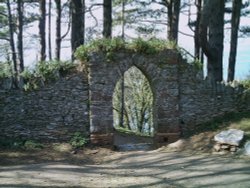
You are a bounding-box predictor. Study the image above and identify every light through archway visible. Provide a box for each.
[113,66,154,137]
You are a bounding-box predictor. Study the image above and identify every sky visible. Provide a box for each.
[176,3,250,80]
[3,0,249,81]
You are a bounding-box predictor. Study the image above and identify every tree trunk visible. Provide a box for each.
[6,0,17,74]
[71,0,85,60]
[227,0,242,82]
[103,0,112,38]
[120,73,125,128]
[194,0,202,60]
[17,0,24,72]
[48,0,52,60]
[199,0,225,82]
[55,0,61,61]
[39,0,46,61]
[121,0,125,40]
[167,0,180,43]
[167,0,173,41]
[172,0,180,42]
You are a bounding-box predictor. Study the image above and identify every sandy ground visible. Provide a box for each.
[1,148,250,188]
[1,131,250,188]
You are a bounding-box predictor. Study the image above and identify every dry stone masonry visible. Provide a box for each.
[0,71,89,142]
[0,48,249,145]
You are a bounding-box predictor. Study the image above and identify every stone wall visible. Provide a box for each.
[179,63,248,134]
[0,50,249,144]
[0,71,89,142]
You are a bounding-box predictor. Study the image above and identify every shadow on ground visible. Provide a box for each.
[1,149,250,188]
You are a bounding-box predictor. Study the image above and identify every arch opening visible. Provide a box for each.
[113,66,154,138]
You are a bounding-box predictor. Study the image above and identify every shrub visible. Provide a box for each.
[21,60,75,91]
[70,132,88,149]
[74,38,178,62]
[0,62,12,79]
[24,140,44,150]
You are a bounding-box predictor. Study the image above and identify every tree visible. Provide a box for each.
[103,0,112,38]
[6,0,18,85]
[166,0,181,42]
[71,0,85,59]
[48,0,52,60]
[55,0,61,60]
[199,0,225,81]
[17,0,24,72]
[194,0,202,60]
[39,0,46,61]
[227,0,242,82]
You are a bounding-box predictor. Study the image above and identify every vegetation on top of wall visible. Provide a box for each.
[21,60,75,91]
[190,59,203,71]
[240,76,250,89]
[0,62,13,79]
[239,76,250,104]
[74,38,178,63]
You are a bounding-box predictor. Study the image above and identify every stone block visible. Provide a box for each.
[90,133,114,145]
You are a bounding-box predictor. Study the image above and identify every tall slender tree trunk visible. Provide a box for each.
[6,0,17,75]
[167,0,173,41]
[6,0,18,87]
[199,0,225,82]
[167,0,180,43]
[39,0,46,62]
[120,73,125,128]
[71,0,85,60]
[17,0,24,72]
[172,0,180,42]
[55,0,61,61]
[121,0,125,39]
[227,0,242,82]
[194,0,202,60]
[103,0,112,38]
[48,0,52,60]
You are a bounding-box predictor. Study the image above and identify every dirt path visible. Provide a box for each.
[1,149,250,188]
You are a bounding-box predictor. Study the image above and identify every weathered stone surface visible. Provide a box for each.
[245,141,250,155]
[0,72,89,142]
[214,129,244,146]
[213,144,221,152]
[1,50,250,145]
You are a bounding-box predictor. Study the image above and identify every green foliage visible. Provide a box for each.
[239,76,250,103]
[75,38,126,62]
[70,132,88,149]
[113,66,154,136]
[24,140,44,150]
[129,38,176,54]
[190,59,203,71]
[75,38,177,62]
[0,137,22,149]
[240,78,250,89]
[115,126,152,137]
[0,62,12,78]
[21,60,75,91]
[0,138,43,150]
[185,111,250,138]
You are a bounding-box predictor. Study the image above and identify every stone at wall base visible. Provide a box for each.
[154,132,181,147]
[90,133,114,145]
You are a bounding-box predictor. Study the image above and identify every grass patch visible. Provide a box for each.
[74,38,178,63]
[186,111,250,139]
[0,138,44,150]
[115,126,153,138]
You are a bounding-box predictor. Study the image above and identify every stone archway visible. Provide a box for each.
[88,50,182,146]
